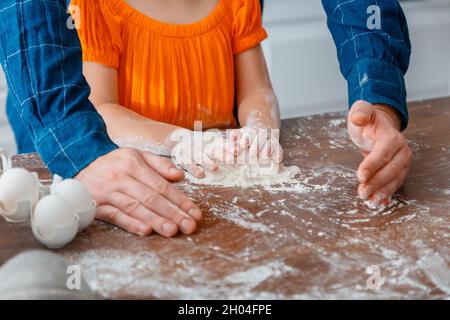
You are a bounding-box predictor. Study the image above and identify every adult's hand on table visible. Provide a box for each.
[347,100,412,205]
[75,148,202,237]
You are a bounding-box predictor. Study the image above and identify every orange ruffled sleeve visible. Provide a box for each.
[231,0,268,55]
[70,0,122,69]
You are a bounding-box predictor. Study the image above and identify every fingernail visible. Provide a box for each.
[358,170,370,183]
[196,169,205,178]
[169,167,180,175]
[163,222,176,234]
[189,208,202,221]
[358,187,369,200]
[180,219,195,234]
[374,193,386,205]
[138,224,149,236]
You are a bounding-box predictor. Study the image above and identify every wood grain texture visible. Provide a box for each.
[1,97,449,299]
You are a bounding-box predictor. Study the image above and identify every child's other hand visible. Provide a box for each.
[228,126,284,165]
[170,130,236,178]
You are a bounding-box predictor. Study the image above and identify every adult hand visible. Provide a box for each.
[75,148,202,237]
[347,100,412,205]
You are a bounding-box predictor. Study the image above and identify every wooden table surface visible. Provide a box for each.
[1,98,449,299]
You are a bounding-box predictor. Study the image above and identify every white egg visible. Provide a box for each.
[33,195,77,239]
[0,168,39,216]
[52,179,93,212]
[52,179,95,230]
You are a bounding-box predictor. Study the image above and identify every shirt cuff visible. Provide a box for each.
[233,27,268,55]
[34,111,118,178]
[347,58,409,131]
[82,48,120,70]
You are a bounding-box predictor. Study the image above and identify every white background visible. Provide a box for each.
[1,0,450,155]
[262,0,450,117]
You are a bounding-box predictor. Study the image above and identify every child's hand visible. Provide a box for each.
[228,126,284,165]
[170,130,236,178]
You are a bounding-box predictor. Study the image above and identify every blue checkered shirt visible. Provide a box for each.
[0,0,117,178]
[322,0,411,129]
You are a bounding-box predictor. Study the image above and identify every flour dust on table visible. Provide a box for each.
[7,99,449,300]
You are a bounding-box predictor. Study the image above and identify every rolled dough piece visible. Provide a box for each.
[185,161,300,187]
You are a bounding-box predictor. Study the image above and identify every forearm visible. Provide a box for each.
[97,103,190,156]
[234,87,283,164]
[0,0,116,178]
[238,88,281,130]
[322,0,411,130]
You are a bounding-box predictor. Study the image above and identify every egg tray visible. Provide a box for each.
[0,151,96,249]
[0,183,51,223]
[31,214,80,249]
[0,149,54,222]
[0,148,11,176]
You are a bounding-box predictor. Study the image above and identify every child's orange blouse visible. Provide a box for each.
[71,0,268,130]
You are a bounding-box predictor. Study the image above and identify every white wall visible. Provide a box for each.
[262,0,450,118]
[0,71,15,155]
[1,0,450,154]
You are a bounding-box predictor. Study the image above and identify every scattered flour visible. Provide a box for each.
[328,119,346,127]
[417,252,450,294]
[209,203,274,234]
[63,249,298,299]
[223,261,295,287]
[58,159,447,300]
[63,249,161,298]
